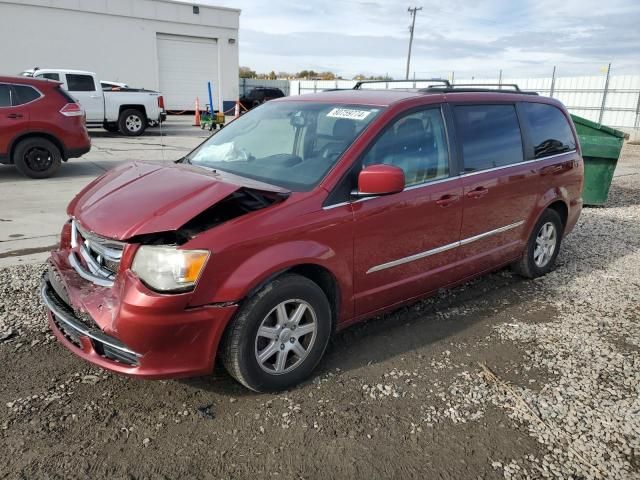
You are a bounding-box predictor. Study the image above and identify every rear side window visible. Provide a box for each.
[454,104,523,172]
[36,72,60,81]
[12,85,41,105]
[0,85,10,107]
[66,74,95,91]
[521,103,576,158]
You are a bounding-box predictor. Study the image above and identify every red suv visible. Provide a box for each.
[0,76,90,178]
[41,84,583,392]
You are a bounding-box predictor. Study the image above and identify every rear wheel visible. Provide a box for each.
[13,137,61,179]
[512,209,563,278]
[221,274,332,392]
[118,109,147,136]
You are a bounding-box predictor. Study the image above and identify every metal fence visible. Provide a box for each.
[277,74,640,130]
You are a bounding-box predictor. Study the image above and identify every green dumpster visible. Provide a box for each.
[571,114,627,206]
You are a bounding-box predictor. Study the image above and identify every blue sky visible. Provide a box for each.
[181,0,640,78]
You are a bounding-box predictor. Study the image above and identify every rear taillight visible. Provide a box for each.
[60,103,84,117]
[157,95,165,110]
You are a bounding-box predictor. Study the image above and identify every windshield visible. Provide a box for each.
[186,101,382,191]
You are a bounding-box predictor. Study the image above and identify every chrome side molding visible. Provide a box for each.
[366,220,524,274]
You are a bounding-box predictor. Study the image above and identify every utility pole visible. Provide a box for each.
[405,6,422,80]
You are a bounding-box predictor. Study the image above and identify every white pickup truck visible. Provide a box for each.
[21,69,166,136]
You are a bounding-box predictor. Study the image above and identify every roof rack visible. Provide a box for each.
[448,83,522,91]
[353,78,451,90]
[421,83,539,96]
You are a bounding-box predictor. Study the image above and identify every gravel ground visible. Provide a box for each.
[0,145,638,479]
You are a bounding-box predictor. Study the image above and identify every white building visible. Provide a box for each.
[0,0,240,111]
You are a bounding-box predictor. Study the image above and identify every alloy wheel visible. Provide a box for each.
[533,221,557,268]
[254,299,318,375]
[125,114,143,133]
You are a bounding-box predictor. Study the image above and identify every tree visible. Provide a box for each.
[352,74,393,81]
[239,66,256,78]
[296,70,320,79]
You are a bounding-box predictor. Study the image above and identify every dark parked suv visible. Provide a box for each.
[239,87,285,109]
[0,75,90,178]
[42,83,583,392]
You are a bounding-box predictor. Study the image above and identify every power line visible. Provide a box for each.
[405,6,422,80]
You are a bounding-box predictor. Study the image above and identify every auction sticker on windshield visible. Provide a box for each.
[327,107,373,120]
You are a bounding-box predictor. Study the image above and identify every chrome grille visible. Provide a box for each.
[70,220,125,287]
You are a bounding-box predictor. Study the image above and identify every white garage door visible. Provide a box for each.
[156,34,218,111]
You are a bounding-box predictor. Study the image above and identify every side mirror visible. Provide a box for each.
[354,164,405,197]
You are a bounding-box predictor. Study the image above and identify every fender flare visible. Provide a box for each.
[7,130,67,161]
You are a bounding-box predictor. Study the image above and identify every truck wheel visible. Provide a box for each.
[221,274,332,392]
[13,137,62,179]
[512,209,563,279]
[118,109,147,136]
[103,123,119,133]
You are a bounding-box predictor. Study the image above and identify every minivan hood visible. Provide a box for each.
[67,161,288,240]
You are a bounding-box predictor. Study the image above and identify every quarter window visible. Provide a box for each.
[361,108,450,187]
[0,85,10,107]
[12,85,41,105]
[66,74,96,92]
[36,72,60,81]
[521,103,576,158]
[454,104,524,172]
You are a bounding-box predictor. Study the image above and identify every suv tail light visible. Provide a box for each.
[157,96,165,110]
[60,103,84,117]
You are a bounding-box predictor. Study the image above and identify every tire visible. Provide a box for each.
[13,137,61,179]
[221,274,332,392]
[512,209,564,279]
[118,109,147,136]
[103,123,119,133]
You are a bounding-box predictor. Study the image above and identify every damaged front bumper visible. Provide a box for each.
[42,273,142,366]
[42,250,238,379]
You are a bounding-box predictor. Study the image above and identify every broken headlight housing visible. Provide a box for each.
[132,246,209,292]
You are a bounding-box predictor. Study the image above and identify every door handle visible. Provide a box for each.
[435,194,459,207]
[90,95,101,98]
[6,113,23,119]
[466,187,489,199]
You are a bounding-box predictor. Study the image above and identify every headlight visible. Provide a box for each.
[132,246,209,292]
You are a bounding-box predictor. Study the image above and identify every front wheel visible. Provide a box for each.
[118,109,147,136]
[512,209,563,278]
[13,137,61,179]
[221,274,332,392]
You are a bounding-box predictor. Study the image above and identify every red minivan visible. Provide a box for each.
[41,85,583,392]
[0,75,90,178]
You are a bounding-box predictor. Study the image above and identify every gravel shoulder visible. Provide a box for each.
[0,145,639,479]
